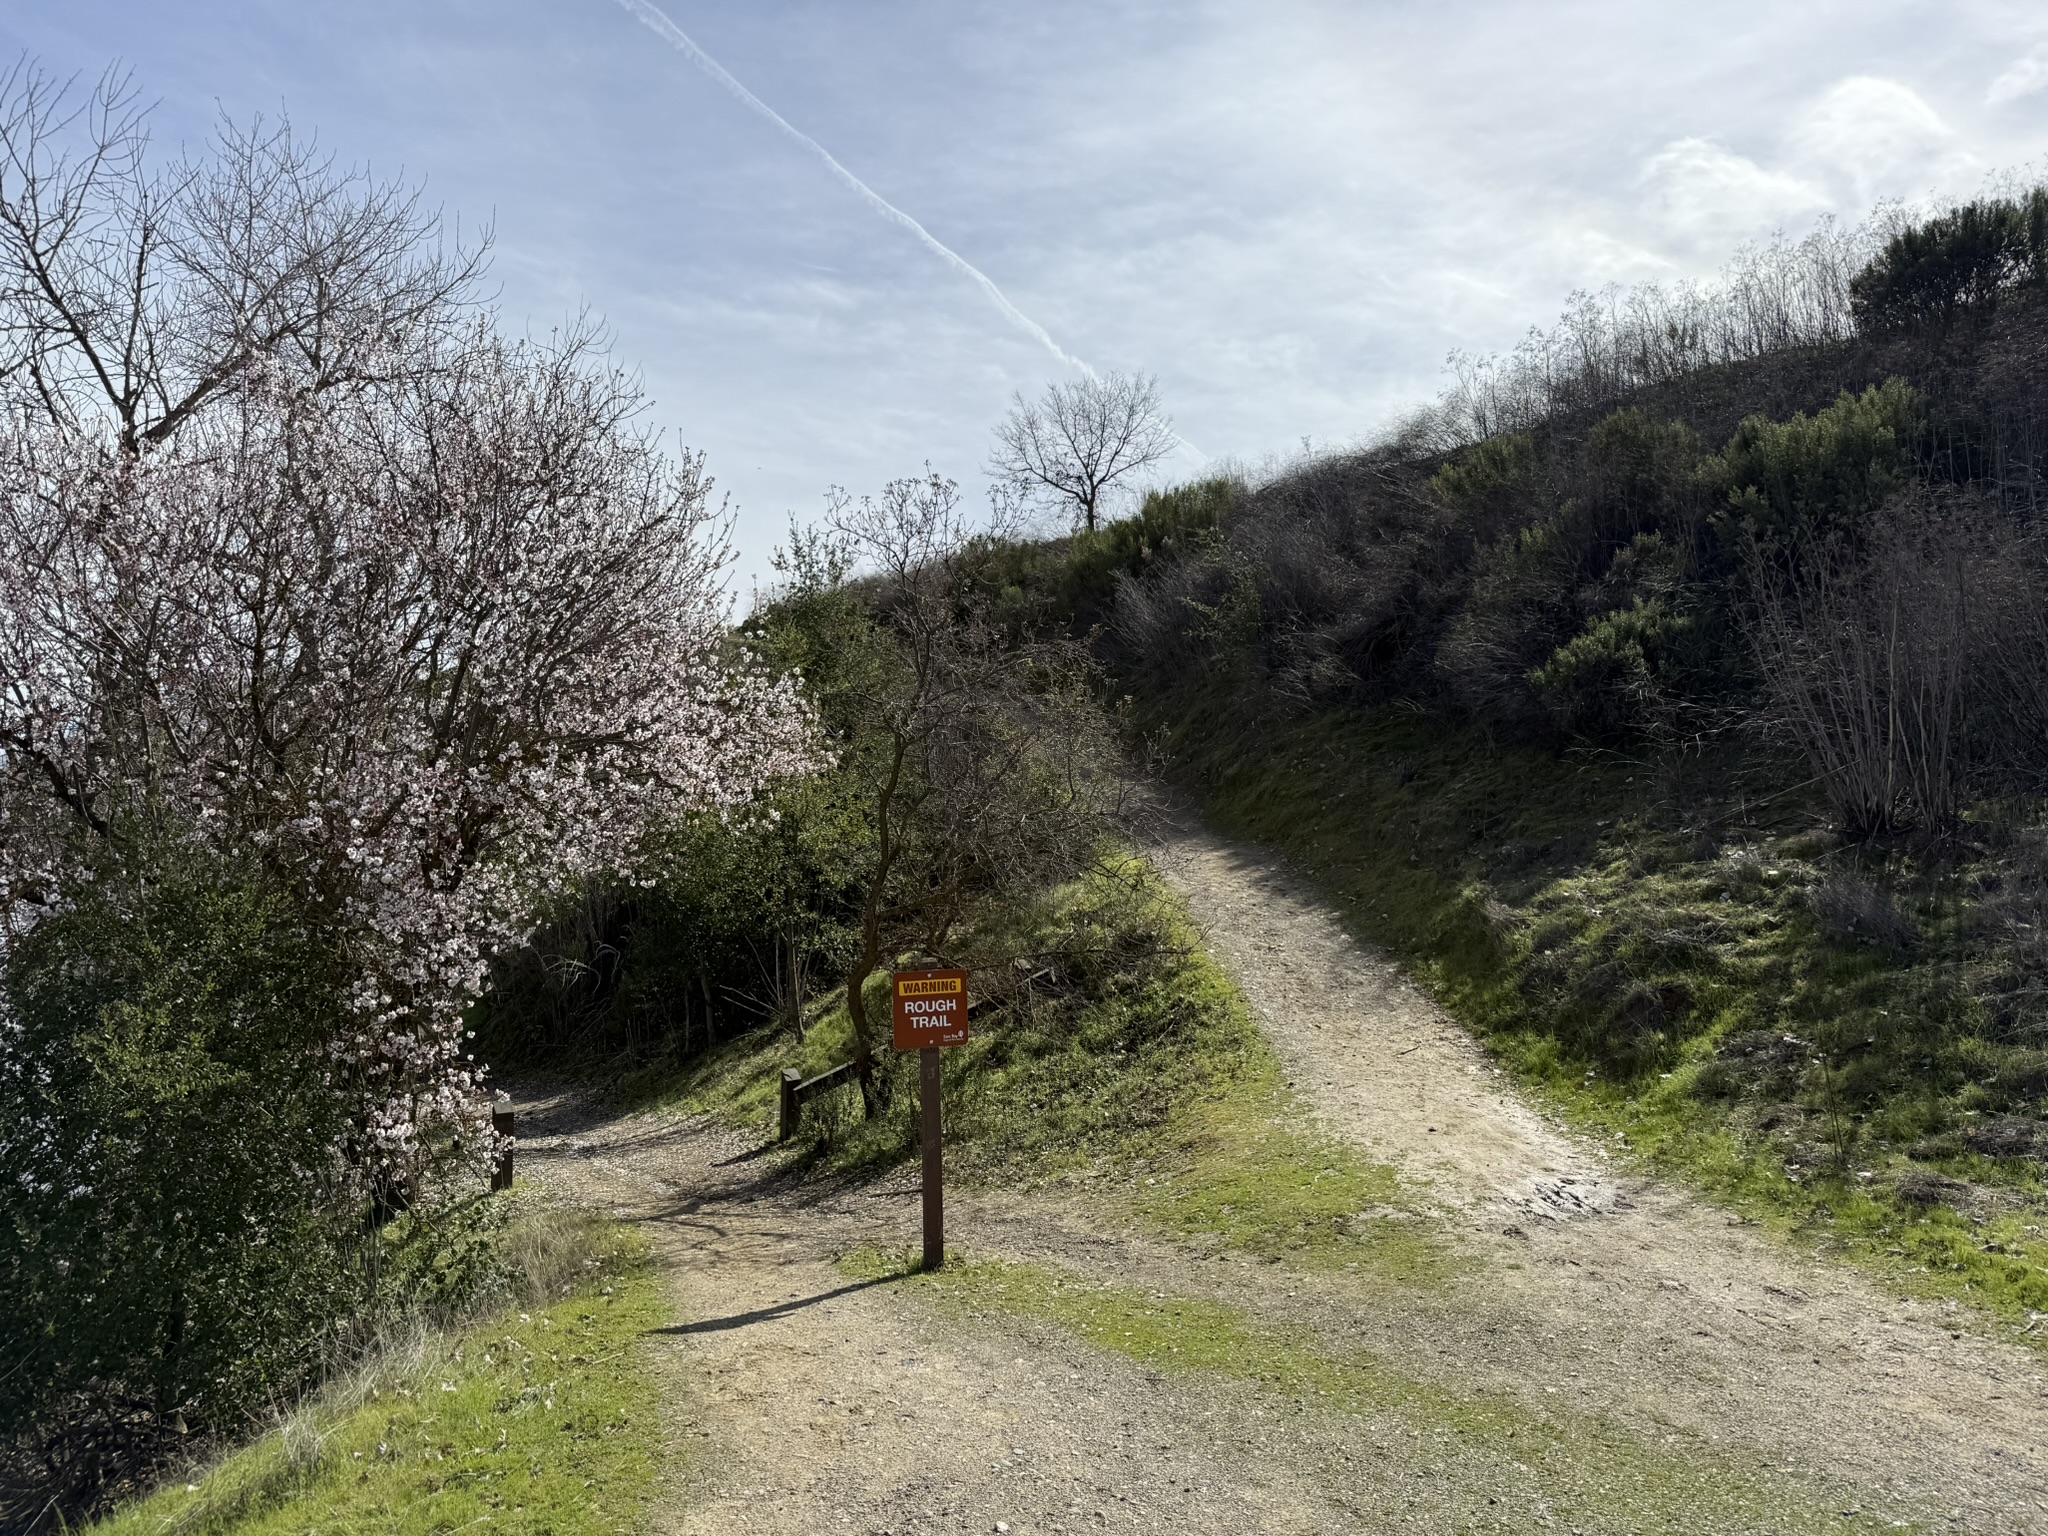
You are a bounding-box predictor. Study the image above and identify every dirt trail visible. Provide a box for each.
[1156,832,1615,1223]
[512,823,2048,1535]
[1155,826,2048,1532]
[519,1100,1338,1535]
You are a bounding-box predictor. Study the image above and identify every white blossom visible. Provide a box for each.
[0,330,815,1188]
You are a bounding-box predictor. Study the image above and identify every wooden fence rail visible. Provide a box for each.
[779,1060,860,1141]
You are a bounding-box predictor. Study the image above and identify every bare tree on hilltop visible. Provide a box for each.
[989,370,1176,533]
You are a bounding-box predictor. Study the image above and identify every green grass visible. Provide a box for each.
[1170,698,2048,1330]
[639,859,1264,1182]
[1133,1071,1453,1281]
[91,1215,667,1536]
[837,1251,1917,1535]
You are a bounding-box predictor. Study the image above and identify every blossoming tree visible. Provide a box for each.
[0,65,813,1210]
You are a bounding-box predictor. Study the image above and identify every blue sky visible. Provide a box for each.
[5,1,2046,578]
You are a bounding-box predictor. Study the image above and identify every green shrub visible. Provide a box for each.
[0,841,365,1494]
[1426,430,1542,537]
[1434,410,1716,730]
[1436,519,1581,722]
[1529,597,1694,743]
[1851,193,2048,332]
[1706,379,1923,545]
[1574,409,1708,545]
[1058,476,1242,624]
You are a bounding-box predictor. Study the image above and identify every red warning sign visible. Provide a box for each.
[892,968,970,1050]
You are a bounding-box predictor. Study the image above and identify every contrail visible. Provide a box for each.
[613,0,1094,376]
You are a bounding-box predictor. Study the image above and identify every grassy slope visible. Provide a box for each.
[105,856,1441,1535]
[1165,698,2048,1326]
[652,861,1447,1281]
[121,771,2034,1529]
[91,1216,666,1536]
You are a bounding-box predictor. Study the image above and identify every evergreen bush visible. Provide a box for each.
[0,839,359,1460]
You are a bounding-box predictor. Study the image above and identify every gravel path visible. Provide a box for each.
[508,822,2048,1535]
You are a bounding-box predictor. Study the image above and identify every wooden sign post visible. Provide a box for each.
[892,968,970,1270]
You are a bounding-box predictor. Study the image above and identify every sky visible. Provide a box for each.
[4,1,2046,579]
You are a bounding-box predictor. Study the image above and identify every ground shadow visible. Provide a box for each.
[650,1274,905,1337]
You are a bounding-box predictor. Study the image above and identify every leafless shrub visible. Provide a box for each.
[1741,491,2003,838]
[1714,1029,1813,1098]
[1418,218,1880,449]
[1609,980,1684,1059]
[1106,448,1447,712]
[1479,894,1519,955]
[1963,1115,2045,1160]
[755,931,814,1044]
[486,883,630,1049]
[1720,845,1769,883]
[1969,527,2048,789]
[1892,1167,1970,1209]
[1235,487,1429,707]
[1808,869,1920,954]
[1107,539,1249,690]
[1974,815,2048,1047]
[1431,535,1573,729]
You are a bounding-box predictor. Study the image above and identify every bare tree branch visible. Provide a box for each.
[0,60,487,453]
[988,371,1176,533]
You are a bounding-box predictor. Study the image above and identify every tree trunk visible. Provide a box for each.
[845,949,881,1117]
[847,735,906,1118]
[787,939,807,1043]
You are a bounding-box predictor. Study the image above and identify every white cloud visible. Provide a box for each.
[1789,76,1962,202]
[1639,137,1830,247]
[1988,50,2048,107]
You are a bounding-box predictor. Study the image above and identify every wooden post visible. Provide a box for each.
[779,1067,802,1141]
[921,1046,943,1270]
[491,1102,515,1193]
[893,969,965,1269]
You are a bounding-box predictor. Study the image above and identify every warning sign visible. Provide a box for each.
[892,968,970,1050]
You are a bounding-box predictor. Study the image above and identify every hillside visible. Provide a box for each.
[220,825,2048,1534]
[984,189,2048,1321]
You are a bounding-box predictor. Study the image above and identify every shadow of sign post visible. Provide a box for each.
[893,968,970,1271]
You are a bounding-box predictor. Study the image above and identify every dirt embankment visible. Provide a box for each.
[513,824,2048,1535]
